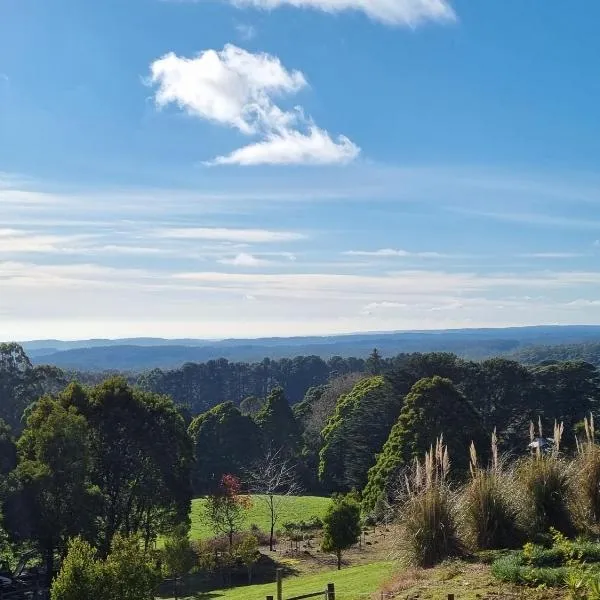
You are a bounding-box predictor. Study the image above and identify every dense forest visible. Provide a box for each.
[3,342,600,497]
[2,340,600,597]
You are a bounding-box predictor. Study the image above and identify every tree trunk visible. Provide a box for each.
[269,495,275,551]
[336,550,341,570]
[45,547,54,589]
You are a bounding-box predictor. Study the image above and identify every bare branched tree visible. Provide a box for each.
[246,447,301,551]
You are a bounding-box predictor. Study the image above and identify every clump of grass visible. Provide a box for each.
[397,437,463,568]
[572,414,600,533]
[461,430,522,550]
[491,552,569,587]
[516,420,575,537]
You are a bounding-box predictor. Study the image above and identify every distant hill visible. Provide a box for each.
[16,325,600,371]
[510,342,600,366]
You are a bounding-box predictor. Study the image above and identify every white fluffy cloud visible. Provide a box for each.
[227,0,456,26]
[218,253,270,266]
[149,44,359,166]
[210,126,359,166]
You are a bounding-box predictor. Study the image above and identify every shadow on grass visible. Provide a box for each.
[155,553,301,600]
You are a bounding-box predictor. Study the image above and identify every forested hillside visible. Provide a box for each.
[22,325,600,371]
[511,342,600,366]
[2,340,600,598]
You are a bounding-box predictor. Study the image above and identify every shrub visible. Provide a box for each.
[461,432,522,550]
[161,526,196,599]
[51,537,104,600]
[491,553,568,587]
[321,494,362,570]
[51,535,160,600]
[282,516,323,533]
[491,532,600,590]
[397,438,463,567]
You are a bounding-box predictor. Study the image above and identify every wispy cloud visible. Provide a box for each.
[0,228,94,254]
[154,227,306,243]
[148,44,359,166]
[457,208,600,230]
[519,252,586,259]
[4,257,600,340]
[361,301,409,314]
[235,23,257,40]
[344,248,448,258]
[211,0,456,26]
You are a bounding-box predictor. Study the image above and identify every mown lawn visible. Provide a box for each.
[178,561,395,600]
[189,495,331,540]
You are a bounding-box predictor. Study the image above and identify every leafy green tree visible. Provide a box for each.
[188,402,260,494]
[239,396,264,417]
[50,537,105,600]
[204,474,251,548]
[321,494,361,570]
[293,385,325,424]
[103,534,161,600]
[162,526,196,600]
[52,534,160,600]
[5,396,97,586]
[476,358,537,442]
[319,376,403,492]
[60,378,192,555]
[362,376,485,515]
[0,419,16,480]
[366,349,384,375]
[254,388,301,453]
[0,343,67,432]
[533,361,599,440]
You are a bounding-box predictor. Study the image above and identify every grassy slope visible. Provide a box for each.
[190,495,331,540]
[188,561,394,600]
[380,560,566,600]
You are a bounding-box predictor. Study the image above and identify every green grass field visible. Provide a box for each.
[189,495,331,540]
[187,561,395,599]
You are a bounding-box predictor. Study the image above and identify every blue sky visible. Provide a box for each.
[1,0,600,340]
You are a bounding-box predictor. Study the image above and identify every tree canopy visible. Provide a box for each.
[254,387,301,453]
[318,376,404,492]
[188,402,260,495]
[362,376,486,515]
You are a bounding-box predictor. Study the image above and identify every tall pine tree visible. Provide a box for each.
[362,376,485,515]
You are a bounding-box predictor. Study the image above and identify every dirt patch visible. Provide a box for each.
[270,524,398,575]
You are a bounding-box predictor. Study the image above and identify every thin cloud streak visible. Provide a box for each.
[154,227,306,243]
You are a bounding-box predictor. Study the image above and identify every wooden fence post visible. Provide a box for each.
[276,568,283,600]
[327,583,335,600]
[266,596,274,600]
[447,595,455,600]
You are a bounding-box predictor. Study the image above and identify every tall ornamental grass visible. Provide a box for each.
[515,420,575,538]
[572,414,600,533]
[397,437,463,567]
[461,429,521,550]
